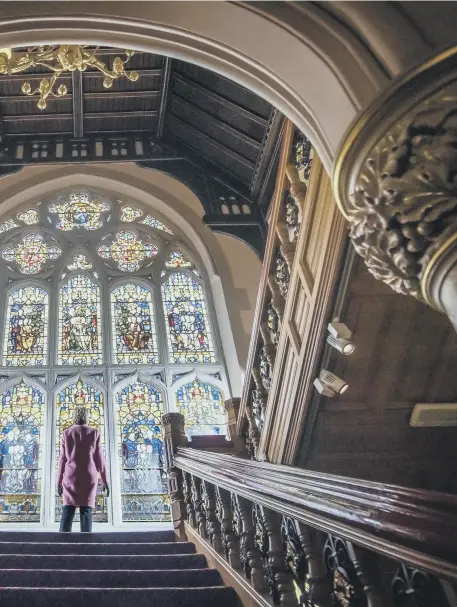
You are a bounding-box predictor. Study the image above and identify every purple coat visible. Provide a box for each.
[57,424,107,508]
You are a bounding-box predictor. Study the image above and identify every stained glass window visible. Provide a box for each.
[176,379,226,437]
[0,219,19,234]
[141,215,173,234]
[55,379,107,522]
[162,272,215,363]
[2,233,61,274]
[67,254,93,271]
[121,206,143,222]
[116,381,169,521]
[97,231,158,272]
[3,286,49,367]
[0,382,44,522]
[49,192,110,231]
[111,283,158,365]
[17,209,39,225]
[58,274,102,365]
[165,251,192,269]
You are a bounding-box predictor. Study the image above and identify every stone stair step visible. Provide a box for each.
[0,568,222,588]
[0,587,242,607]
[0,553,208,570]
[0,541,196,555]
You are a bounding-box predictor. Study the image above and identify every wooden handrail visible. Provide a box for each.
[175,447,457,583]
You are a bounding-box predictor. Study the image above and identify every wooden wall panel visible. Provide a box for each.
[303,256,457,492]
[259,159,347,464]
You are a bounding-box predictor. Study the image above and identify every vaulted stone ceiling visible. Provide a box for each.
[0,49,284,256]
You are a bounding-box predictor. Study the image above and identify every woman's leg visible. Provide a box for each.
[79,507,93,532]
[59,505,76,532]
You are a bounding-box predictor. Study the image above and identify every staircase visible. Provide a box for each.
[0,530,241,606]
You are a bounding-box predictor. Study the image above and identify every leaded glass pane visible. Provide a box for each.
[111,283,158,365]
[0,219,19,234]
[67,254,92,271]
[121,206,143,222]
[140,215,173,234]
[116,381,169,522]
[3,286,49,367]
[2,233,61,274]
[17,209,39,225]
[97,231,158,272]
[176,379,226,437]
[165,251,192,269]
[58,274,103,365]
[0,382,44,522]
[162,272,215,363]
[55,379,107,522]
[49,192,110,231]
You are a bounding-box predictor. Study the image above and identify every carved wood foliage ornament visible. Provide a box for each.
[335,48,457,314]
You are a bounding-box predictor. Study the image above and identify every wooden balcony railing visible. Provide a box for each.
[163,413,456,607]
[237,119,347,465]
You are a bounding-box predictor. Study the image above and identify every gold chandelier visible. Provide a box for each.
[0,45,139,110]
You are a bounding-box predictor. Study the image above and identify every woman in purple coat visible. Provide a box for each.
[57,406,109,532]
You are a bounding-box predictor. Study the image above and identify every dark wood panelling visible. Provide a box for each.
[303,257,457,493]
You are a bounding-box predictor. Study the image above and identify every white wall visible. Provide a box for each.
[214,233,262,373]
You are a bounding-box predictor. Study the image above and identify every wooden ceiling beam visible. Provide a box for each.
[72,70,84,138]
[172,72,268,126]
[170,94,262,150]
[84,110,158,120]
[250,108,284,200]
[156,57,172,140]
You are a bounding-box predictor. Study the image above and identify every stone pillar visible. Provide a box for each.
[162,412,189,541]
[334,47,457,331]
[224,398,248,456]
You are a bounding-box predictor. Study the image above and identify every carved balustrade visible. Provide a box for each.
[167,441,456,607]
[237,121,318,460]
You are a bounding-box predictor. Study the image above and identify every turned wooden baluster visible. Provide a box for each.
[346,542,390,607]
[233,494,265,593]
[162,412,189,541]
[216,486,241,569]
[182,472,196,529]
[201,480,223,553]
[296,522,332,606]
[224,398,248,456]
[261,506,297,607]
[245,404,261,459]
[191,476,207,539]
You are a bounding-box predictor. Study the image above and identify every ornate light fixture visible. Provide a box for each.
[0,46,139,110]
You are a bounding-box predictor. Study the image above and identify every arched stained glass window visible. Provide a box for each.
[3,286,49,367]
[176,378,226,437]
[111,283,158,365]
[116,381,169,521]
[0,382,44,521]
[0,190,230,526]
[58,274,102,365]
[55,378,106,522]
[162,272,215,363]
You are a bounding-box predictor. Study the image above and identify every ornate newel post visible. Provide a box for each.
[224,398,248,456]
[162,412,189,541]
[334,48,457,330]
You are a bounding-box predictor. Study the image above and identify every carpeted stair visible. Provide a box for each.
[0,530,241,606]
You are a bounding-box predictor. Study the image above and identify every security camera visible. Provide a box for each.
[314,369,349,396]
[327,320,355,355]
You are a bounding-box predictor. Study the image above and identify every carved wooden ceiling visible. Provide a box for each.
[0,49,284,256]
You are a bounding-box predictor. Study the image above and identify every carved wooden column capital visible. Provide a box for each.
[335,47,457,327]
